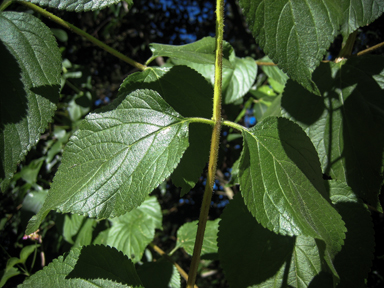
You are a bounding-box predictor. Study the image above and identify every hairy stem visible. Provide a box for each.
[18,1,146,71]
[186,0,224,287]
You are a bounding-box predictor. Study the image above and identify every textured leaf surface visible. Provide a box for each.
[118,66,212,195]
[26,89,189,234]
[0,12,61,191]
[137,259,181,288]
[105,196,162,262]
[281,56,384,211]
[341,0,384,37]
[24,0,123,12]
[175,219,220,258]
[148,37,234,68]
[239,117,346,257]
[20,245,143,287]
[239,0,341,94]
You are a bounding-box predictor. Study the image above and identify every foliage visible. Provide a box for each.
[1,0,383,287]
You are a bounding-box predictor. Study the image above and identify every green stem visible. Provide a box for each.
[18,1,146,71]
[186,0,224,287]
[222,120,247,132]
[0,0,13,11]
[187,117,215,126]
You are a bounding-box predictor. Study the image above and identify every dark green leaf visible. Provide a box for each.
[23,0,123,12]
[20,245,144,287]
[118,66,212,196]
[26,89,189,234]
[137,259,181,288]
[239,0,341,94]
[239,117,346,259]
[147,37,234,68]
[281,56,384,211]
[0,12,61,191]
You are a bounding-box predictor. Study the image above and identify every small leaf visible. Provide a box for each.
[136,259,181,288]
[26,89,189,234]
[105,196,162,262]
[147,37,234,68]
[19,245,40,265]
[22,190,48,214]
[23,0,122,12]
[20,245,144,287]
[239,117,346,258]
[0,12,61,191]
[175,219,220,258]
[239,0,342,94]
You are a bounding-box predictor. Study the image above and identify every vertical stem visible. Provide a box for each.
[186,0,224,287]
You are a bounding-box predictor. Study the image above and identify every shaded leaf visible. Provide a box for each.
[258,56,289,87]
[0,12,61,191]
[239,117,346,264]
[26,89,189,234]
[136,259,181,288]
[239,0,341,94]
[281,56,384,211]
[24,0,122,12]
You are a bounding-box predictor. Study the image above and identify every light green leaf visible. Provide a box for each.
[19,245,144,287]
[105,196,162,262]
[239,0,341,94]
[23,0,123,12]
[281,55,384,211]
[147,37,234,68]
[63,214,84,244]
[118,66,212,196]
[239,117,346,258]
[137,259,181,288]
[0,12,61,191]
[19,245,40,264]
[341,0,384,37]
[258,56,289,87]
[175,219,220,259]
[26,89,189,234]
[0,267,20,288]
[22,190,48,214]
[63,214,96,247]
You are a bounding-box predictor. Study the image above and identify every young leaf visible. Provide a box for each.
[118,66,212,196]
[20,245,144,287]
[104,196,162,262]
[238,0,341,94]
[23,0,123,12]
[26,89,189,234]
[175,219,220,259]
[281,56,384,212]
[341,0,384,38]
[147,37,234,68]
[0,12,61,191]
[239,117,346,257]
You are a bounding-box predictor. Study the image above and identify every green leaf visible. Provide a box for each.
[341,0,384,37]
[239,117,346,258]
[136,259,181,288]
[175,219,220,259]
[63,214,96,247]
[118,66,212,196]
[147,37,234,68]
[0,267,20,288]
[0,12,61,191]
[258,56,289,87]
[104,196,162,262]
[23,0,123,12]
[281,56,384,211]
[20,245,144,287]
[22,190,48,214]
[19,245,40,264]
[26,89,189,234]
[239,0,341,94]
[63,214,84,244]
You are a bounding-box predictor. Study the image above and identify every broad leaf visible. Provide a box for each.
[0,12,61,191]
[24,0,123,12]
[26,89,189,234]
[258,56,289,87]
[175,219,220,259]
[281,56,384,211]
[63,214,96,247]
[118,66,212,196]
[137,259,181,288]
[20,245,144,287]
[239,0,341,94]
[105,196,162,262]
[147,37,234,68]
[239,117,346,258]
[341,0,384,37]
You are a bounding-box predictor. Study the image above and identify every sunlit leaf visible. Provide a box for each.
[23,0,123,12]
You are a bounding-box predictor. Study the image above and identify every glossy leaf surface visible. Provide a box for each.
[26,89,189,234]
[0,12,61,191]
[239,0,341,94]
[24,0,122,12]
[239,117,346,257]
[20,245,144,287]
[281,56,384,211]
